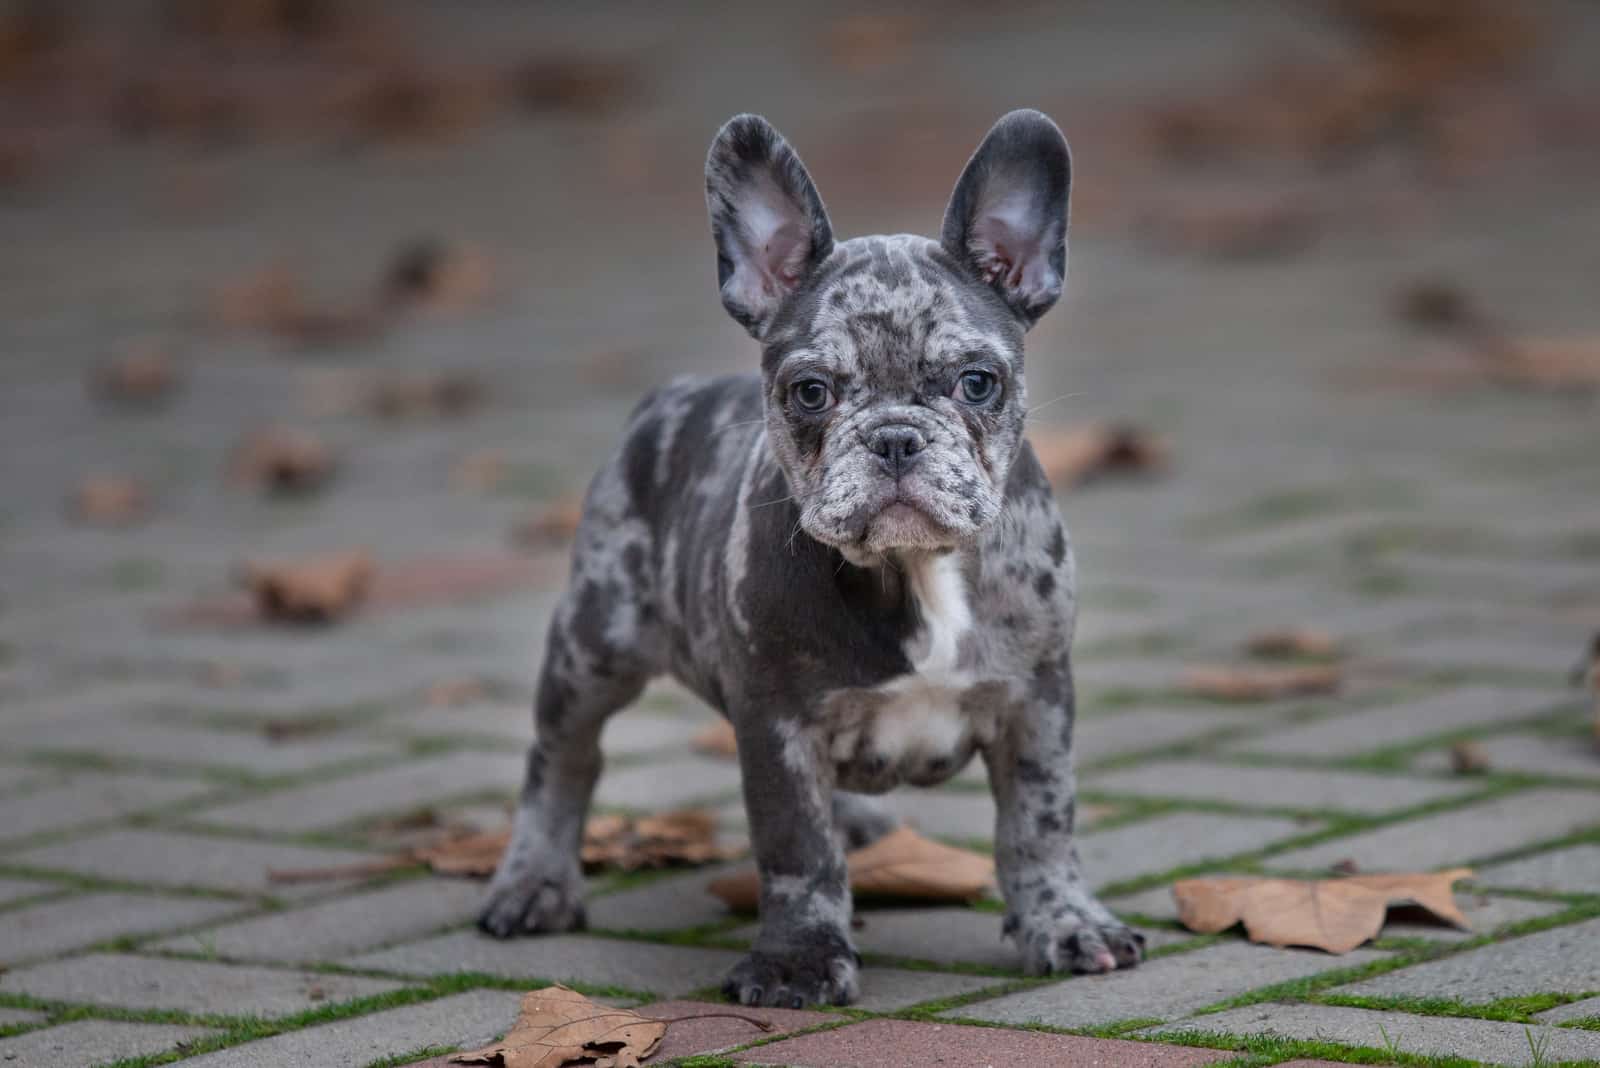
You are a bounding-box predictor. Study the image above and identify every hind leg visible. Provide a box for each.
[478,511,659,936]
[832,791,898,850]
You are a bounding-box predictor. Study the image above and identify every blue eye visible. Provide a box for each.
[956,370,998,404]
[791,379,834,413]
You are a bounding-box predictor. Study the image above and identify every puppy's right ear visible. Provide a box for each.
[705,114,834,339]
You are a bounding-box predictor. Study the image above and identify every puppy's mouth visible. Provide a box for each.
[862,498,954,554]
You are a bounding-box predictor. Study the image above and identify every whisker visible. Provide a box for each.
[711,418,767,436]
[748,495,796,510]
[1024,392,1088,420]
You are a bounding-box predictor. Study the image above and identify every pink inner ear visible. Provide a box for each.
[765,220,809,288]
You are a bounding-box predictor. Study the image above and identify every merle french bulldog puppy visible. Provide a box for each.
[478,109,1144,1006]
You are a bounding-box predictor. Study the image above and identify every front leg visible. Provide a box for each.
[723,710,859,1008]
[985,659,1144,976]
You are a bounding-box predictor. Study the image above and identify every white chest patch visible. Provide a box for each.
[829,554,975,768]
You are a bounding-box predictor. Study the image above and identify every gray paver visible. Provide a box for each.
[1084,760,1474,814]
[954,941,1385,1028]
[0,773,217,842]
[0,953,404,1015]
[851,967,1004,1012]
[1146,1002,1600,1067]
[1268,789,1600,872]
[195,750,524,832]
[16,720,399,775]
[10,828,385,897]
[1073,707,1260,766]
[0,892,242,963]
[592,754,744,809]
[0,1021,220,1068]
[1537,995,1600,1024]
[846,907,1189,970]
[0,1008,46,1027]
[587,864,745,933]
[1080,812,1313,890]
[148,877,485,963]
[1413,733,1600,781]
[1390,633,1591,676]
[1236,686,1568,758]
[350,930,743,996]
[0,876,57,906]
[1475,844,1600,893]
[176,989,523,1068]
[1340,917,1600,1002]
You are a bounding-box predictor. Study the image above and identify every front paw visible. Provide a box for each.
[476,860,585,938]
[721,944,860,1008]
[1007,900,1145,976]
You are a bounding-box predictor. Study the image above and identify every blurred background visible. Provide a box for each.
[2,0,1599,773]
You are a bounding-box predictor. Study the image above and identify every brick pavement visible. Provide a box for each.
[2,2,1599,1066]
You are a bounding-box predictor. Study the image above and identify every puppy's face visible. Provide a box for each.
[706,111,1070,561]
[761,238,1026,558]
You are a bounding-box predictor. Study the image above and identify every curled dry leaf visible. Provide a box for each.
[453,450,506,492]
[1173,868,1473,953]
[581,808,739,873]
[824,13,920,73]
[1396,277,1480,331]
[1181,663,1342,702]
[1487,336,1600,391]
[210,263,379,348]
[691,719,738,759]
[1141,197,1321,261]
[92,343,179,406]
[229,427,334,495]
[1245,628,1343,661]
[708,826,995,912]
[424,677,496,708]
[241,549,374,624]
[67,476,148,527]
[1449,739,1491,775]
[511,495,585,550]
[1028,424,1166,490]
[369,373,486,420]
[450,985,666,1068]
[511,56,637,116]
[383,239,495,314]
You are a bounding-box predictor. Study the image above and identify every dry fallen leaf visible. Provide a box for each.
[210,263,379,347]
[1141,197,1321,261]
[1449,739,1491,774]
[241,550,374,624]
[511,496,585,550]
[1245,628,1343,661]
[67,475,148,527]
[708,826,995,912]
[1180,664,1342,702]
[383,239,495,314]
[581,809,739,873]
[511,56,636,116]
[92,343,179,406]
[370,373,486,420]
[229,427,335,495]
[691,719,738,759]
[824,13,920,73]
[1028,424,1166,490]
[451,985,666,1068]
[453,450,506,492]
[1173,869,1473,953]
[424,677,495,708]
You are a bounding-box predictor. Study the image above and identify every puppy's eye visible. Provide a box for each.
[956,370,998,404]
[791,379,834,413]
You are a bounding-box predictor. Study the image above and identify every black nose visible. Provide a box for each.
[867,425,926,476]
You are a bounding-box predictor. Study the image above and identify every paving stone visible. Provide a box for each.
[0,766,44,794]
[883,789,996,842]
[1268,788,1600,873]
[636,999,833,1062]
[1236,685,1568,758]
[1084,760,1474,814]
[350,930,743,996]
[2,952,403,1015]
[0,773,219,842]
[587,864,745,933]
[1413,733,1600,781]
[1474,844,1600,893]
[381,700,715,753]
[0,1007,45,1026]
[954,940,1385,1028]
[1145,1002,1600,1067]
[148,877,485,963]
[0,892,243,963]
[1390,633,1588,676]
[1080,812,1314,890]
[16,720,399,775]
[1536,995,1600,1024]
[847,907,1189,970]
[592,754,744,809]
[739,1017,1230,1067]
[1072,707,1260,766]
[175,989,523,1068]
[0,876,57,906]
[1387,552,1600,602]
[0,1020,220,1068]
[10,828,385,898]
[850,967,1004,1012]
[196,751,524,832]
[1340,917,1600,1002]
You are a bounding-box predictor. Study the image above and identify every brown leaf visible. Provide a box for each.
[708,827,994,912]
[1141,197,1321,260]
[1028,424,1166,490]
[511,496,584,550]
[510,57,636,116]
[370,373,486,420]
[423,677,495,708]
[824,14,920,73]
[230,427,334,495]
[92,343,179,406]
[1449,739,1491,775]
[209,264,378,347]
[1180,664,1342,702]
[1173,868,1473,953]
[1490,337,1600,390]
[453,450,506,492]
[691,719,738,759]
[67,476,148,527]
[383,240,495,314]
[1245,628,1343,661]
[1395,277,1478,331]
[242,550,374,624]
[450,985,665,1068]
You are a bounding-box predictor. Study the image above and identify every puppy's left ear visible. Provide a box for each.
[706,114,834,340]
[941,110,1071,329]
